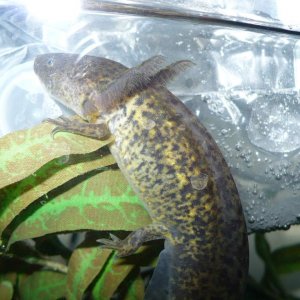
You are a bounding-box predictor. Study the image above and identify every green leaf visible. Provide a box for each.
[245,276,278,300]
[123,275,144,300]
[92,253,136,300]
[8,169,151,246]
[0,148,115,237]
[0,280,13,300]
[67,244,112,300]
[0,121,113,190]
[271,243,300,274]
[0,273,17,285]
[34,235,72,258]
[18,271,66,300]
[255,233,272,264]
[92,243,161,300]
[255,233,286,298]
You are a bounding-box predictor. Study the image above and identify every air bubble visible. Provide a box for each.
[123,152,131,165]
[244,156,250,162]
[56,155,70,165]
[190,173,209,190]
[282,224,290,230]
[0,240,6,253]
[178,124,186,131]
[115,137,122,148]
[221,129,227,135]
[252,183,258,195]
[143,119,156,130]
[248,216,255,223]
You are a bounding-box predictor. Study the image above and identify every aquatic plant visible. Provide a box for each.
[0,122,300,299]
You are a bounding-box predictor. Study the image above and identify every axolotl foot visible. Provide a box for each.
[44,116,110,139]
[98,233,136,257]
[98,224,169,257]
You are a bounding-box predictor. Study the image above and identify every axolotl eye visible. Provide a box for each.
[47,57,54,67]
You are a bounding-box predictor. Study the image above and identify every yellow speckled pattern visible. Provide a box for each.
[34,54,249,300]
[107,87,248,299]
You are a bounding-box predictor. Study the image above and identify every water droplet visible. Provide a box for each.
[190,173,209,190]
[143,119,156,130]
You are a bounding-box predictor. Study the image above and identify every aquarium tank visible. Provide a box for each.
[0,0,300,299]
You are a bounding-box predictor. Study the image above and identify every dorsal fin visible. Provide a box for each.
[150,60,195,87]
[94,55,166,111]
[93,57,194,112]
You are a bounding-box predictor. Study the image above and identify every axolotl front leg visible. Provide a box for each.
[46,116,110,139]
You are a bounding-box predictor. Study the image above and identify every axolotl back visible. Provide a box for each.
[34,53,249,300]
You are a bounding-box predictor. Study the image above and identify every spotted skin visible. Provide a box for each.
[34,54,249,300]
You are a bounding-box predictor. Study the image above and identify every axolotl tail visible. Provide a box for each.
[146,238,246,300]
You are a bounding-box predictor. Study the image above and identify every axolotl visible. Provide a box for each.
[34,53,249,300]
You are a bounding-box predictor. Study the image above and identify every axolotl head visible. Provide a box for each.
[34,53,194,119]
[34,53,82,113]
[34,53,128,119]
